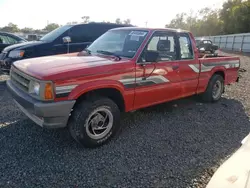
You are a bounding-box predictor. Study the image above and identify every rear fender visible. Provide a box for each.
[197,67,226,93]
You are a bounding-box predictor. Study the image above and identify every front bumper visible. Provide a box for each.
[7,80,76,128]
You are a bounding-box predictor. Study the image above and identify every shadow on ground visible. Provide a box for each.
[0,85,249,187]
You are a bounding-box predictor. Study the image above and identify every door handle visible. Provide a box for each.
[172,65,179,70]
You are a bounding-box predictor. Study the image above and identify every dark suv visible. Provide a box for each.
[0,22,133,73]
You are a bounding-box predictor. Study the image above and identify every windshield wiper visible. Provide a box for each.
[96,50,121,60]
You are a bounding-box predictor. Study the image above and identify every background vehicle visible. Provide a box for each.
[206,133,250,188]
[0,32,27,52]
[196,38,219,55]
[0,22,133,73]
[7,27,240,148]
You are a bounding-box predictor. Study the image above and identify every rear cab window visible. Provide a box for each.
[178,33,194,60]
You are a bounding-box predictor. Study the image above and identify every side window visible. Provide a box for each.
[179,34,193,60]
[145,32,177,61]
[69,25,90,43]
[69,25,112,43]
[0,35,10,44]
[86,25,110,41]
[6,36,18,44]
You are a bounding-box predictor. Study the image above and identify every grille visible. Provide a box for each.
[10,68,30,92]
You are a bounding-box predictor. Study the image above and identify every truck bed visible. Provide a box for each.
[197,54,240,89]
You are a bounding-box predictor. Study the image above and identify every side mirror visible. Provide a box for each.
[145,51,159,62]
[63,36,71,43]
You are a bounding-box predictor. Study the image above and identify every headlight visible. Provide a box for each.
[8,50,25,58]
[29,81,40,95]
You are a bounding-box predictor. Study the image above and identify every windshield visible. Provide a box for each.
[87,29,149,58]
[40,25,73,42]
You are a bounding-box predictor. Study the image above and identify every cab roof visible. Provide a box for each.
[110,27,190,33]
[66,22,134,27]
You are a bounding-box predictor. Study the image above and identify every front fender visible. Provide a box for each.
[68,80,126,100]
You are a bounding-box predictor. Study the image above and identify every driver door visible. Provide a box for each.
[134,31,182,109]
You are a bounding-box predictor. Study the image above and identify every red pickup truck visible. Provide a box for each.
[7,27,240,148]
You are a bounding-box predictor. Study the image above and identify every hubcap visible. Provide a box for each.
[212,80,222,99]
[85,106,113,140]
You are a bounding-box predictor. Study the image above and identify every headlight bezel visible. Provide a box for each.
[28,80,55,101]
[32,81,55,101]
[8,50,25,59]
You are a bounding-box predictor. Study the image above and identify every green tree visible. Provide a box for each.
[165,0,250,36]
[82,16,90,23]
[165,13,188,30]
[21,27,33,33]
[1,23,19,33]
[123,19,131,25]
[220,0,250,34]
[115,18,122,24]
[44,23,59,32]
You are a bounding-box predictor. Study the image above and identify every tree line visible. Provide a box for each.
[4,0,249,38]
[0,17,131,34]
[0,22,60,34]
[165,0,250,36]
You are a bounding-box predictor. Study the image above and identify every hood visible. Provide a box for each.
[3,41,46,52]
[13,53,129,80]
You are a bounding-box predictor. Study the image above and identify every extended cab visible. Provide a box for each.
[6,27,240,148]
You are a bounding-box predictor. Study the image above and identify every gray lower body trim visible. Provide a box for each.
[7,80,76,129]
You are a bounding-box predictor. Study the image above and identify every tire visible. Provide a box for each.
[68,96,121,148]
[201,74,224,103]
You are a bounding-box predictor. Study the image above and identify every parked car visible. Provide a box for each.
[206,133,250,188]
[6,27,240,148]
[0,32,27,52]
[196,38,219,55]
[0,22,133,73]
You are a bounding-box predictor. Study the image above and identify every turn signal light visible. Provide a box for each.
[20,51,25,57]
[44,83,54,100]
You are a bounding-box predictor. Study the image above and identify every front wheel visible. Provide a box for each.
[201,74,224,103]
[68,96,121,148]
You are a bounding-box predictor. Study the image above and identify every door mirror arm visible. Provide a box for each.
[62,36,71,54]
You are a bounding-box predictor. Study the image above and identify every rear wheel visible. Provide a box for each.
[68,96,121,148]
[201,74,224,103]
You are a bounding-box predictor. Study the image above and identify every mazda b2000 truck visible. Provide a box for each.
[7,27,240,148]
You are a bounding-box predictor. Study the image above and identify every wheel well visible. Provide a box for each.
[76,88,125,112]
[214,71,225,80]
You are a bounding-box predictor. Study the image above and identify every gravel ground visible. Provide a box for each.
[0,53,250,188]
